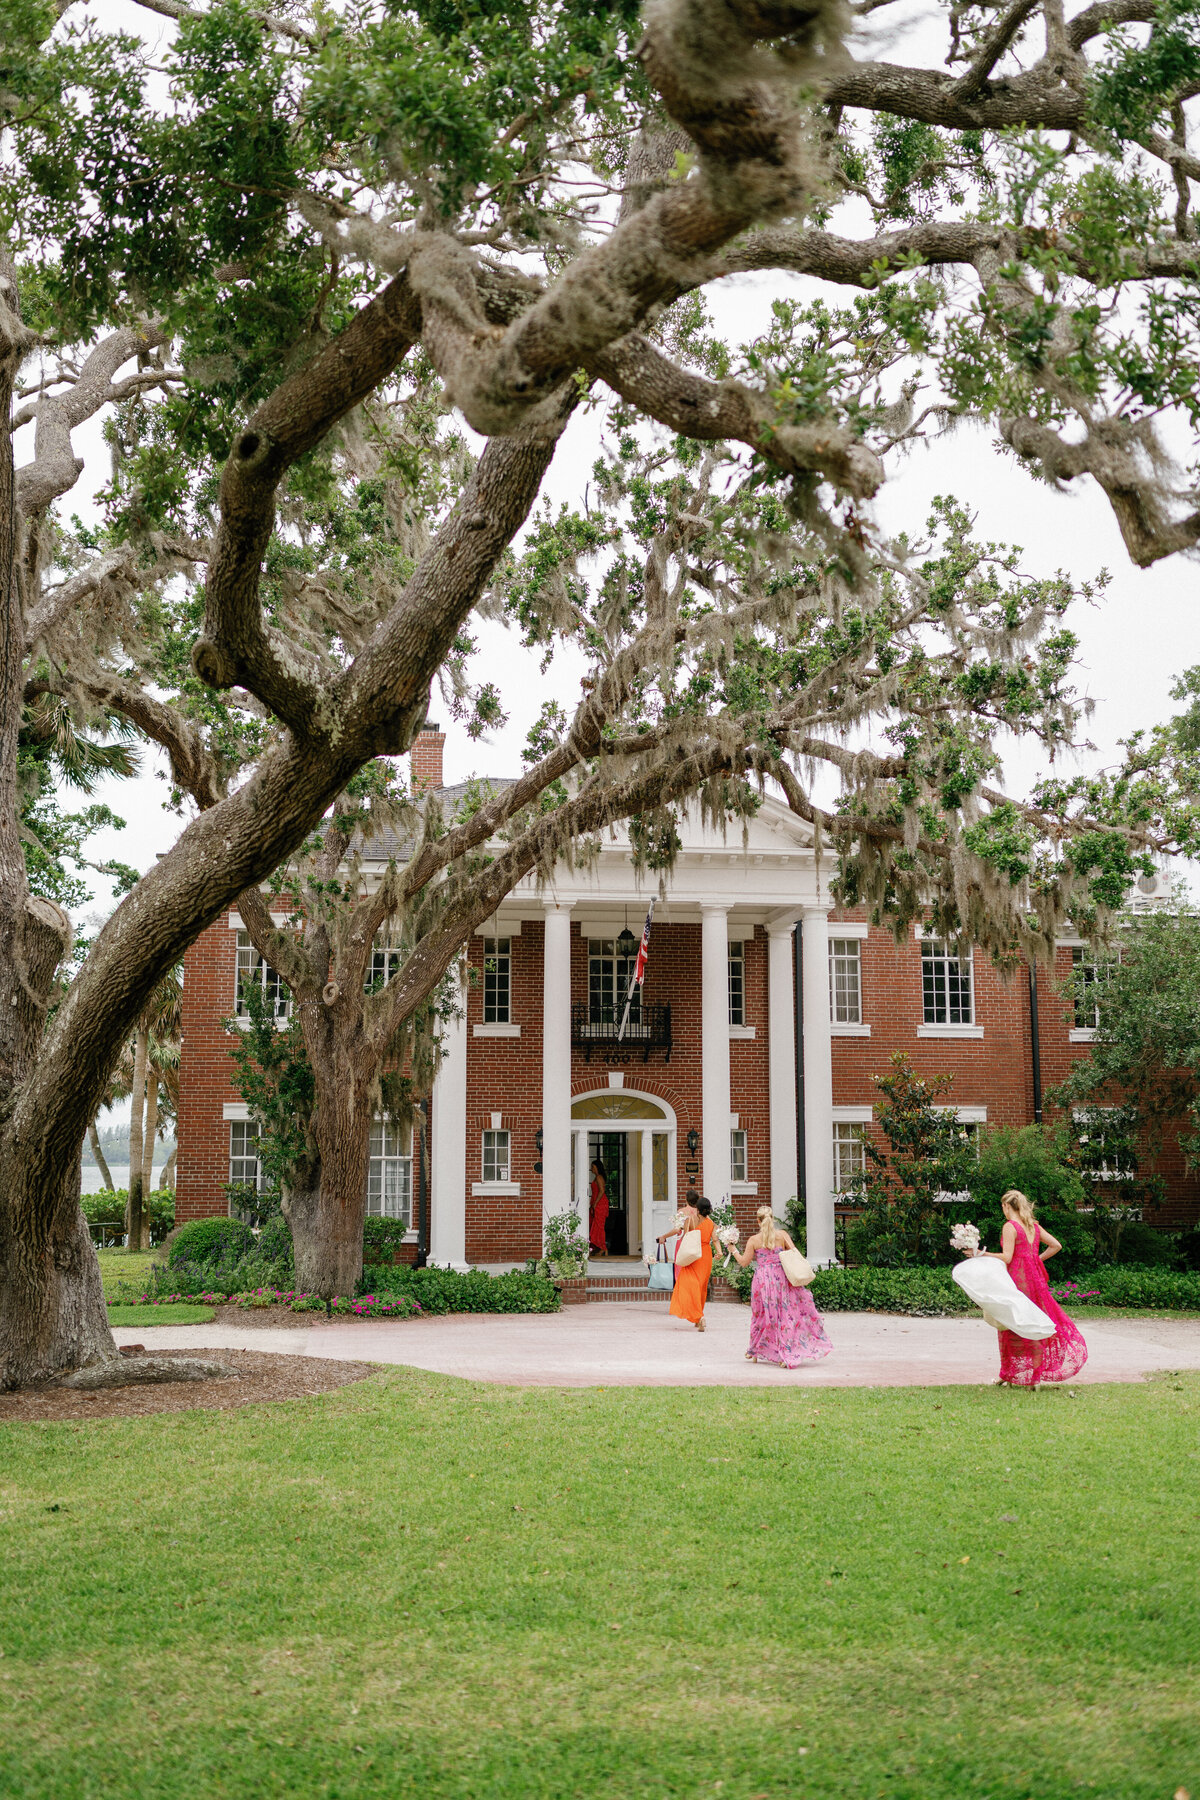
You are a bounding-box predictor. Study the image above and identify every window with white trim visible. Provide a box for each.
[367,1118,412,1222]
[482,1129,511,1184]
[235,931,291,1022]
[367,940,402,991]
[829,938,862,1024]
[588,939,639,1025]
[832,1122,866,1192]
[483,936,511,1023]
[728,942,745,1027]
[228,1119,263,1189]
[1071,945,1115,1030]
[730,1128,748,1184]
[921,939,974,1026]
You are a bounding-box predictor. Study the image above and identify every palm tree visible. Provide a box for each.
[127,967,182,1251]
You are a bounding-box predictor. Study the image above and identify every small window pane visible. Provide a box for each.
[482,1129,511,1183]
[730,1128,747,1184]
[367,1117,412,1222]
[483,937,511,1023]
[728,942,745,1027]
[921,939,973,1026]
[1071,945,1115,1030]
[368,942,402,991]
[235,931,290,1021]
[229,1119,262,1190]
[829,939,862,1024]
[588,939,638,1025]
[832,1122,866,1192]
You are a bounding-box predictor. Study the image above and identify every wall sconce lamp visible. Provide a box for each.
[686,1128,699,1156]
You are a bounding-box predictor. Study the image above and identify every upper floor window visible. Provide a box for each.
[368,941,402,991]
[829,939,862,1024]
[1071,945,1116,1031]
[228,1118,263,1190]
[728,942,745,1027]
[483,936,511,1023]
[921,939,973,1026]
[588,938,638,1025]
[832,1122,866,1192]
[730,1128,748,1184]
[235,931,290,1022]
[482,1129,511,1184]
[368,1118,412,1222]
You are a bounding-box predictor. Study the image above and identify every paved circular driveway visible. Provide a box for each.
[111,1304,1200,1388]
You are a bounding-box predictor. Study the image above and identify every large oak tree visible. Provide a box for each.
[2,0,1199,1379]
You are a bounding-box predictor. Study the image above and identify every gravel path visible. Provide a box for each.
[108,1306,1200,1389]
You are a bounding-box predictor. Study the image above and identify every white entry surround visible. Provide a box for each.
[421,797,839,1265]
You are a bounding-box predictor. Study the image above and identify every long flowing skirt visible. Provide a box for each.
[670,1249,712,1323]
[588,1198,608,1252]
[999,1231,1087,1387]
[749,1250,833,1367]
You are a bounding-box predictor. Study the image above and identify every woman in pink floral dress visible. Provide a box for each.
[728,1205,833,1367]
[973,1189,1087,1386]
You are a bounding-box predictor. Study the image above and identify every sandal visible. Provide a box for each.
[744,1352,756,1363]
[696,1317,706,1333]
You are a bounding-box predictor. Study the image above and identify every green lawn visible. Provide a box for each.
[1,1372,1197,1800]
[96,1250,156,1301]
[105,1304,216,1326]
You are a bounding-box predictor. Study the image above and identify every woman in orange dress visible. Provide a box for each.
[588,1159,610,1257]
[658,1192,715,1333]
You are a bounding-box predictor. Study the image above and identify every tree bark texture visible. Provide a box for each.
[142,1065,159,1222]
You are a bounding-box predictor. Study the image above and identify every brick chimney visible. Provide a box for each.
[410,722,445,794]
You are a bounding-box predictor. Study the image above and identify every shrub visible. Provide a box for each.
[254,1216,295,1272]
[1088,1219,1178,1266]
[1177,1229,1200,1272]
[354,1265,560,1314]
[1068,1266,1200,1310]
[959,1126,1092,1269]
[167,1217,254,1269]
[362,1217,412,1265]
[534,1211,588,1283]
[809,1266,973,1316]
[82,1188,175,1243]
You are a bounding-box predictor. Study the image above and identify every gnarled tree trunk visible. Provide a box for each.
[282,1009,375,1297]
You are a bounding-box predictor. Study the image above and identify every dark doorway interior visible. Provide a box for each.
[589,1131,628,1255]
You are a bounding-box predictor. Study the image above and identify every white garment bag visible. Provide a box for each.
[951,1256,1057,1340]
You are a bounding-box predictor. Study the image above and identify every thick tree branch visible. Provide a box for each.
[195,272,422,729]
[953,0,1041,102]
[129,0,316,45]
[235,883,318,998]
[15,326,167,519]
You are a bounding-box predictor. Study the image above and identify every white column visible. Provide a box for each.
[640,1128,654,1260]
[541,903,573,1227]
[573,1128,589,1238]
[801,907,836,1266]
[700,903,731,1204]
[429,998,468,1270]
[768,923,799,1217]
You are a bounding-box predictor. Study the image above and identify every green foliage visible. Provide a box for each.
[223,984,313,1195]
[81,1188,175,1232]
[105,1303,217,1325]
[362,1217,413,1265]
[1069,1266,1200,1310]
[166,1216,255,1269]
[843,1054,980,1267]
[534,1211,588,1283]
[962,1125,1093,1269]
[809,1265,973,1316]
[353,1266,561,1315]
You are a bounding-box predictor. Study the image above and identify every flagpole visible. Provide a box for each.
[616,899,654,1042]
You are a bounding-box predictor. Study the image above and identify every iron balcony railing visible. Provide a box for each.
[571,1002,673,1062]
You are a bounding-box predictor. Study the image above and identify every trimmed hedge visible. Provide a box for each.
[355,1266,560,1315]
[167,1217,254,1268]
[718,1262,1200,1313]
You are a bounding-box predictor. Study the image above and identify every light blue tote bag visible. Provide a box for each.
[647,1244,674,1291]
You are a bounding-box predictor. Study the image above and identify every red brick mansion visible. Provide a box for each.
[175,727,1199,1263]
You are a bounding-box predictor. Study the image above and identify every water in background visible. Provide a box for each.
[82,1160,172,1194]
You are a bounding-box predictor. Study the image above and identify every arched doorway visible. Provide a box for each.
[570,1090,678,1258]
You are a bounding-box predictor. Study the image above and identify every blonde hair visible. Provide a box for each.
[756,1205,778,1250]
[1001,1188,1036,1232]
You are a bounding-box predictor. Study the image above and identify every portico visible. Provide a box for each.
[427,798,839,1268]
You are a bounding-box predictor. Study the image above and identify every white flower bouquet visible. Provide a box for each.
[717,1224,740,1248]
[950,1221,981,1256]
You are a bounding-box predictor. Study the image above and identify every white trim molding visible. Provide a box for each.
[933,1104,988,1123]
[831,1022,871,1037]
[1069,1027,1097,1043]
[832,1105,873,1124]
[730,1181,759,1196]
[729,1024,756,1040]
[222,1102,252,1121]
[228,912,293,929]
[473,1023,521,1038]
[828,920,870,939]
[916,1023,984,1039]
[473,919,523,938]
[471,1181,522,1197]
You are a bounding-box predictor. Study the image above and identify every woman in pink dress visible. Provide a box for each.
[728,1205,833,1367]
[588,1159,609,1257]
[973,1189,1087,1386]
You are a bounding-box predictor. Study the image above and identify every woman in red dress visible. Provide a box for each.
[974,1189,1087,1386]
[588,1159,610,1257]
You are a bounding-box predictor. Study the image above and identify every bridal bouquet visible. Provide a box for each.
[717,1224,740,1248]
[950,1221,981,1256]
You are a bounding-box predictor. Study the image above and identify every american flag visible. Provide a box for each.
[616,901,655,1042]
